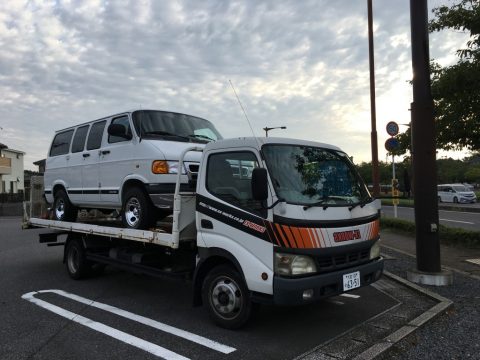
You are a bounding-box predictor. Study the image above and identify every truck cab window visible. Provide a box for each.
[207,152,264,215]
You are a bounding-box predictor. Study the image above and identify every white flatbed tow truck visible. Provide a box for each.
[24,137,384,329]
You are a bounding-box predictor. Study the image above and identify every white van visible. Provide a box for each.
[437,183,477,203]
[44,109,222,229]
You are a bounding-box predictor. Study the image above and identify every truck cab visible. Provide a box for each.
[194,137,383,327]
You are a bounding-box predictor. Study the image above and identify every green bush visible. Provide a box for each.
[380,217,480,248]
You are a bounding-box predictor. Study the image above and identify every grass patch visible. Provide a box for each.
[380,198,414,207]
[380,217,480,248]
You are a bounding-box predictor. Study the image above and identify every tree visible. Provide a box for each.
[395,0,480,155]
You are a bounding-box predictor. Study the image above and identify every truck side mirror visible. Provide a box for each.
[108,124,132,140]
[251,168,269,200]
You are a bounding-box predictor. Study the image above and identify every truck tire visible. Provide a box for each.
[53,189,77,222]
[65,238,90,280]
[122,187,155,229]
[202,265,252,329]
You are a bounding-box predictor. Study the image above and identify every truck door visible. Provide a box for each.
[197,150,274,295]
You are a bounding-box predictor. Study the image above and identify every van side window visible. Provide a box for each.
[108,116,132,144]
[206,152,264,216]
[86,121,106,150]
[49,130,74,156]
[71,125,90,153]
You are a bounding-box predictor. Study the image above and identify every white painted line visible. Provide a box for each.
[22,291,189,360]
[439,218,474,225]
[328,300,345,305]
[22,290,236,356]
[340,293,361,299]
[465,259,480,266]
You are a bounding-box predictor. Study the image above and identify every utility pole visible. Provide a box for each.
[263,126,286,137]
[408,0,451,285]
[367,0,380,198]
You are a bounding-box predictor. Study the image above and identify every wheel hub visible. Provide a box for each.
[55,199,65,219]
[211,277,242,318]
[125,197,141,227]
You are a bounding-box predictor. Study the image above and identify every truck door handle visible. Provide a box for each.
[101,150,110,155]
[201,220,213,229]
[82,153,90,158]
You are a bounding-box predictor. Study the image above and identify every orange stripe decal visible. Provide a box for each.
[290,227,305,248]
[282,225,297,248]
[275,223,290,248]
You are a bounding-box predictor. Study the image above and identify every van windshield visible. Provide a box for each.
[132,110,222,143]
[262,144,370,207]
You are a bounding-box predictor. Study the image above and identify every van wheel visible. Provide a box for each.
[202,265,252,329]
[122,187,154,229]
[453,197,458,203]
[438,196,442,203]
[53,189,77,222]
[65,238,89,280]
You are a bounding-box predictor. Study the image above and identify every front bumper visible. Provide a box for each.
[273,257,384,306]
[145,183,194,209]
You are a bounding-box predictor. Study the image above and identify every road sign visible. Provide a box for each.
[386,121,399,136]
[385,137,399,152]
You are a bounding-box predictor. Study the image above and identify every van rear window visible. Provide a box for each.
[49,130,74,156]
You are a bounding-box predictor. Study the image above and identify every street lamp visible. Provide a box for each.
[263,126,286,137]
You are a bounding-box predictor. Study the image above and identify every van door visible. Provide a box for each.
[46,129,74,200]
[82,120,106,205]
[99,115,134,205]
[68,125,90,204]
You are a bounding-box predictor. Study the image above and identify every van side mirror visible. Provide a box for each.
[251,168,269,201]
[108,124,132,140]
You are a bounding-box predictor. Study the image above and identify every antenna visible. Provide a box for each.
[228,80,258,139]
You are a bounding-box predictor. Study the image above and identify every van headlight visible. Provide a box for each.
[274,253,317,276]
[370,240,381,259]
[152,161,186,174]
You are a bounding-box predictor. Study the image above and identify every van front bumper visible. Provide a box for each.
[273,257,384,306]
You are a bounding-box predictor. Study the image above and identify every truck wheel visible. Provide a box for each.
[53,189,77,222]
[122,187,154,229]
[202,265,252,329]
[65,238,89,280]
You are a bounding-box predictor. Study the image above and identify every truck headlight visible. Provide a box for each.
[370,240,381,259]
[274,253,317,276]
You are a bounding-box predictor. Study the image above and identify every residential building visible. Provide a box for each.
[0,143,25,194]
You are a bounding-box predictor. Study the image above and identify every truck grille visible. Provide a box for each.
[315,249,370,272]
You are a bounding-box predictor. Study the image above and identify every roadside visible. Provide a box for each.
[380,199,480,213]
[377,231,480,359]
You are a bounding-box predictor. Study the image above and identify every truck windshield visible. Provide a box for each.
[132,110,223,143]
[263,144,370,207]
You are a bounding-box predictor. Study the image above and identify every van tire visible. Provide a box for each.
[438,196,442,203]
[53,189,77,222]
[202,265,252,329]
[122,187,154,229]
[453,197,458,203]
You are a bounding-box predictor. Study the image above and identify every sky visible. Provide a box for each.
[0,0,470,170]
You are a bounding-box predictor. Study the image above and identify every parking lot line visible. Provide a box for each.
[22,291,189,360]
[340,293,360,299]
[22,290,236,357]
[439,218,474,224]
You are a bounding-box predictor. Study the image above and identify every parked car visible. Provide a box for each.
[44,109,222,229]
[437,184,477,204]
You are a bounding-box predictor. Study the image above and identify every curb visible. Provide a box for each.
[351,271,453,360]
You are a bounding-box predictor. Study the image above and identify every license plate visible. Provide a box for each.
[343,271,361,291]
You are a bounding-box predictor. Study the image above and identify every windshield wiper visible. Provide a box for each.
[303,197,333,211]
[143,131,190,141]
[187,134,215,141]
[348,196,374,211]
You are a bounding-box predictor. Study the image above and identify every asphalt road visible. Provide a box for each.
[382,205,480,231]
[0,217,401,360]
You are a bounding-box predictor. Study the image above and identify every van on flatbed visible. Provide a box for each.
[25,137,384,329]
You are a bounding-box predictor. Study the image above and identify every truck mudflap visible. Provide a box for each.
[273,257,384,306]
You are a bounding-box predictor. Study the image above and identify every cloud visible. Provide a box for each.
[0,0,468,170]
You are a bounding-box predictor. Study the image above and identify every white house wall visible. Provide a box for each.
[0,149,25,193]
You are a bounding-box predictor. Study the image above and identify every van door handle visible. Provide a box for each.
[101,150,110,155]
[82,153,90,158]
[201,219,213,229]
